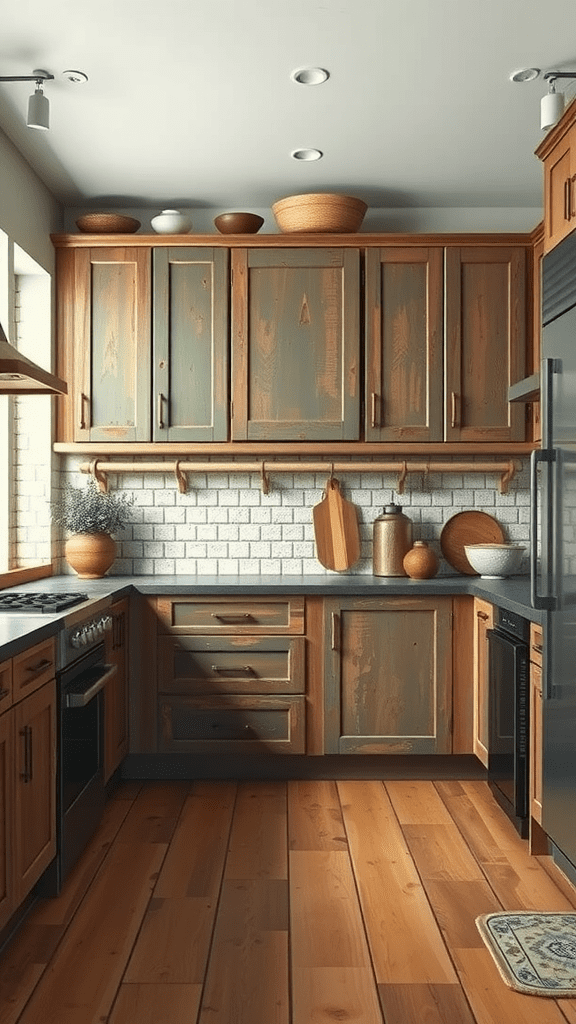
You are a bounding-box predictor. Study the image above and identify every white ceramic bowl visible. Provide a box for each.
[464,543,526,578]
[150,209,192,234]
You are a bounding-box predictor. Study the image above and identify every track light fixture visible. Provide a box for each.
[510,67,576,131]
[0,69,54,129]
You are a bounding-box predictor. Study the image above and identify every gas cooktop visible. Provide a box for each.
[0,592,89,613]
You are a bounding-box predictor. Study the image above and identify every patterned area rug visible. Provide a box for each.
[476,912,576,996]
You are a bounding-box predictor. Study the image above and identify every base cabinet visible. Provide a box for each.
[473,598,493,767]
[0,640,57,932]
[155,596,306,753]
[323,596,453,754]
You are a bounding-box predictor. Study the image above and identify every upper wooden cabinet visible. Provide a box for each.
[231,247,361,441]
[365,247,443,442]
[366,245,526,443]
[444,247,526,443]
[536,106,576,253]
[153,248,228,441]
[57,247,151,442]
[55,235,530,447]
[56,245,228,443]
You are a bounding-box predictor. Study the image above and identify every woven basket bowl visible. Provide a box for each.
[272,193,367,233]
[76,213,141,234]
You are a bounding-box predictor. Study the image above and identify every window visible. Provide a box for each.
[0,231,52,580]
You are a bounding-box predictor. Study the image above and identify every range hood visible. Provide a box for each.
[0,321,67,395]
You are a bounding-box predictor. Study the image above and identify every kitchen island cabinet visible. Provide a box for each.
[322,595,453,754]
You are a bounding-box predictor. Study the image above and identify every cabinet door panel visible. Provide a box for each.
[0,711,13,931]
[445,247,525,442]
[153,248,228,441]
[232,248,360,440]
[13,682,56,903]
[159,694,305,753]
[158,635,305,694]
[75,248,151,442]
[365,247,443,441]
[324,597,452,754]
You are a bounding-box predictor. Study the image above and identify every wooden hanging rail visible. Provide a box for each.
[80,457,520,495]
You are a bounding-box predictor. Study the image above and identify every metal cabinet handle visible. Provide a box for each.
[26,658,53,675]
[19,725,32,783]
[331,612,340,651]
[565,179,571,221]
[211,613,254,623]
[571,174,576,220]
[532,643,544,654]
[371,392,378,429]
[477,611,489,621]
[451,391,459,428]
[211,665,255,675]
[157,393,165,430]
[78,392,87,430]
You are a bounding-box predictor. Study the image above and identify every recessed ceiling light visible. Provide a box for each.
[61,70,88,84]
[291,148,323,161]
[290,67,330,86]
[509,68,540,83]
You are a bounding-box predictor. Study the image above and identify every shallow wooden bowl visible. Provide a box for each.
[75,213,141,234]
[272,193,367,233]
[214,212,265,234]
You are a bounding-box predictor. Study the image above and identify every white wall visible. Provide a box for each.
[0,129,63,272]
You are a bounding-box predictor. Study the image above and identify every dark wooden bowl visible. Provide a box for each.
[214,212,264,234]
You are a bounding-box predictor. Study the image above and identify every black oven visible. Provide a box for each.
[486,607,530,837]
[44,610,114,894]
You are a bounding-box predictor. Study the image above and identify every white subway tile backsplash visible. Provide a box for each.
[58,457,532,577]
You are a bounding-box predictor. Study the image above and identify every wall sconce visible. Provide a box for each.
[0,67,87,130]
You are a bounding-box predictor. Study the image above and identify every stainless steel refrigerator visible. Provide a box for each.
[532,230,576,878]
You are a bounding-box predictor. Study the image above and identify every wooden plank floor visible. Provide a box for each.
[2,778,576,1023]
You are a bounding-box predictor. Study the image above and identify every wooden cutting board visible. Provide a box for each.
[313,478,361,571]
[440,510,505,575]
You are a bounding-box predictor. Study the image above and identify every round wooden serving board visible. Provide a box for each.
[440,511,505,575]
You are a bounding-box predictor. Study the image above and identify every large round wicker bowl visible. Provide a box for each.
[76,213,141,234]
[272,193,367,233]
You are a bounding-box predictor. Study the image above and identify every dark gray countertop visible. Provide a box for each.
[0,572,542,659]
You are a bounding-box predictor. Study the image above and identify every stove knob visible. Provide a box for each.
[101,615,113,632]
[70,630,84,649]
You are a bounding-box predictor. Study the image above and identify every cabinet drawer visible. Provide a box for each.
[530,623,544,667]
[13,638,56,701]
[158,635,305,694]
[0,659,12,713]
[156,596,305,634]
[158,694,305,753]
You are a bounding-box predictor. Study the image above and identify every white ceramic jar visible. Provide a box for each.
[150,209,192,234]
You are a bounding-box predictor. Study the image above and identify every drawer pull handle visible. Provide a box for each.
[26,658,52,675]
[532,643,544,653]
[477,611,489,621]
[211,613,254,623]
[211,665,255,676]
[19,725,32,782]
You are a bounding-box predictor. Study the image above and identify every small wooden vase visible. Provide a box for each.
[65,533,116,579]
[403,541,439,580]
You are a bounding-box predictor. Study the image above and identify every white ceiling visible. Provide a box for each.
[0,0,575,216]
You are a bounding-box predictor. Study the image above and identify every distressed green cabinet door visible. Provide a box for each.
[74,247,151,442]
[365,247,443,441]
[231,247,360,440]
[323,596,453,754]
[444,246,526,442]
[153,248,228,441]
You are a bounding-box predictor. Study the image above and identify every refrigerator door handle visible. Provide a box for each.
[530,447,557,610]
